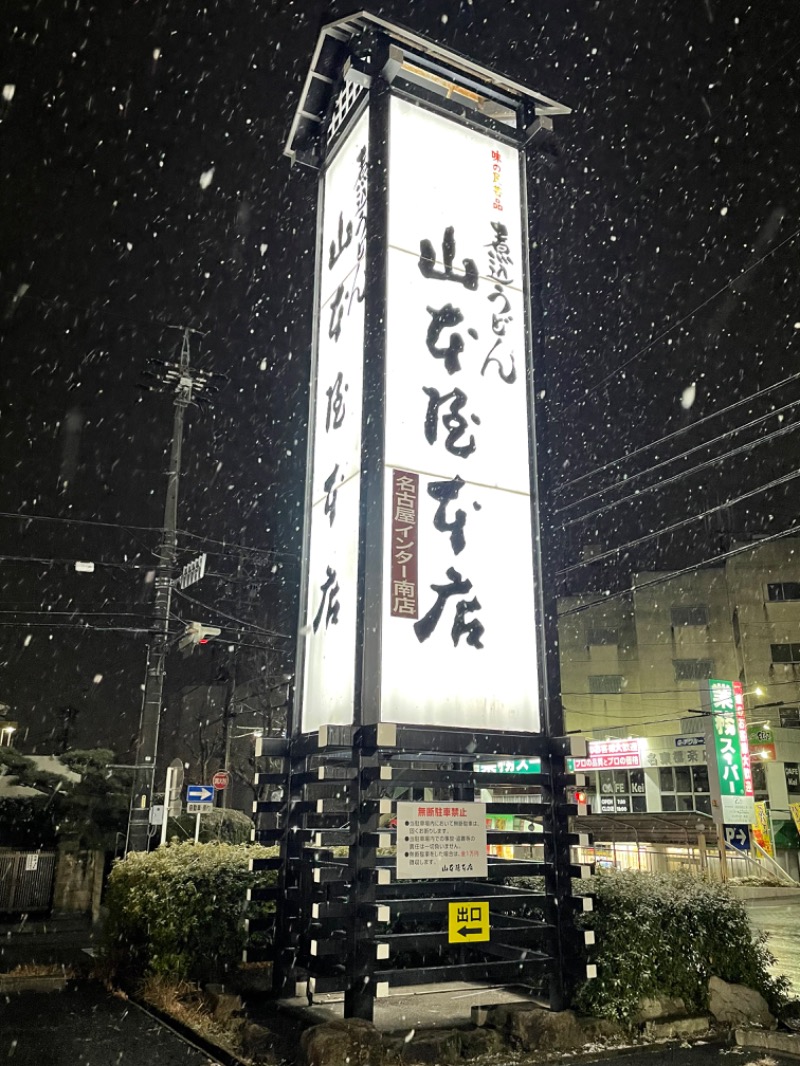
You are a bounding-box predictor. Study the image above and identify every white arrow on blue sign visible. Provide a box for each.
[187,785,214,805]
[723,824,751,852]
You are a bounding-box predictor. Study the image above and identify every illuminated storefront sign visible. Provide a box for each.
[568,738,643,772]
[702,678,755,825]
[587,739,640,757]
[572,753,641,771]
[476,758,542,775]
[747,724,776,762]
[300,110,369,732]
[381,97,539,731]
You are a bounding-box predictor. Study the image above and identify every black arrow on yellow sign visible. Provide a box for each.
[448,901,490,943]
[457,925,482,938]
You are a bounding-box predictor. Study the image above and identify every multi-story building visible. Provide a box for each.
[558,539,800,878]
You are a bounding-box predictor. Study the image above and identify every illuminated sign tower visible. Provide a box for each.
[291,17,568,735]
[253,14,590,1021]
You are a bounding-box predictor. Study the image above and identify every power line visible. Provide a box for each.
[560,417,800,529]
[0,510,164,537]
[556,468,800,577]
[0,621,154,634]
[0,609,154,619]
[556,223,800,412]
[0,553,157,571]
[557,522,800,618]
[555,371,800,495]
[172,587,291,640]
[557,396,800,517]
[561,674,800,701]
[178,528,299,562]
[1,284,205,338]
[0,511,294,563]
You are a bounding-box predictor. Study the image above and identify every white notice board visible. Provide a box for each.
[396,800,488,880]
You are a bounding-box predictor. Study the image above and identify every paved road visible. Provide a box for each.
[746,897,800,995]
[578,1043,800,1066]
[0,984,223,1066]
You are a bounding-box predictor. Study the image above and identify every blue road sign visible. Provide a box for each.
[723,824,751,852]
[187,784,214,805]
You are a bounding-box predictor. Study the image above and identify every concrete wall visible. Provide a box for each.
[52,849,103,919]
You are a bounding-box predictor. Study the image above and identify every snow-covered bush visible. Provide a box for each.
[573,869,788,1022]
[101,841,277,985]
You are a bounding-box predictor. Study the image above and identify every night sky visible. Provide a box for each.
[2,0,799,753]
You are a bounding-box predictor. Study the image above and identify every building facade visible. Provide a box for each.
[558,539,800,875]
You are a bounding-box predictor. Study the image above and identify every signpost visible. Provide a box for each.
[448,901,490,944]
[178,553,207,590]
[186,784,214,843]
[186,784,214,809]
[160,758,184,847]
[723,825,750,853]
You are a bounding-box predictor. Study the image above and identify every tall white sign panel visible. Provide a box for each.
[381,97,540,731]
[300,109,369,732]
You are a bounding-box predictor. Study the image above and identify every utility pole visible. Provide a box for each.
[126,327,224,852]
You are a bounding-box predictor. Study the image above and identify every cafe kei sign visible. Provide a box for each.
[702,679,755,825]
[300,91,541,734]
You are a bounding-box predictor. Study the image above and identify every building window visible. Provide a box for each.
[659,765,711,815]
[785,763,800,794]
[588,674,625,695]
[767,582,800,602]
[670,604,709,627]
[673,659,715,682]
[750,761,768,801]
[770,643,800,664]
[596,769,646,814]
[587,626,619,646]
[779,706,800,728]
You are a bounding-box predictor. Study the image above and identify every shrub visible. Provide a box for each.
[100,841,277,985]
[170,808,254,845]
[573,869,789,1022]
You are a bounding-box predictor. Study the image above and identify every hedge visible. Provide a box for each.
[101,841,278,985]
[573,869,790,1022]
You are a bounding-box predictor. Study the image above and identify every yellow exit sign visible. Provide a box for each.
[448,901,490,943]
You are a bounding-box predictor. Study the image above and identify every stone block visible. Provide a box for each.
[736,1028,800,1055]
[458,1026,504,1057]
[204,987,243,1022]
[239,1022,275,1060]
[634,995,687,1022]
[489,1004,586,1052]
[709,976,775,1029]
[300,1017,385,1066]
[578,1016,626,1042]
[642,1016,710,1039]
[399,1029,462,1064]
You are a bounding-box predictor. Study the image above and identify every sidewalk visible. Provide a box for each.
[0,913,98,974]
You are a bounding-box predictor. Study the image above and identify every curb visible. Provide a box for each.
[735,1028,800,1056]
[129,993,249,1066]
[0,974,69,993]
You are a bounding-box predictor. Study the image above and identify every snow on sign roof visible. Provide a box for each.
[0,775,44,799]
[284,10,571,164]
[27,754,81,783]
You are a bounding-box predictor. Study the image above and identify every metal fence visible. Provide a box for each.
[0,850,57,913]
[247,726,592,1019]
[578,840,797,884]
